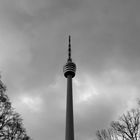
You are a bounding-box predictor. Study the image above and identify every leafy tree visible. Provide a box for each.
[96,108,140,140]
[0,77,32,140]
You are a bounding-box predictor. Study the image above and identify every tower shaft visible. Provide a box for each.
[65,75,74,140]
[63,36,76,140]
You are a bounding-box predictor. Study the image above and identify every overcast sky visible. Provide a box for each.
[0,0,140,140]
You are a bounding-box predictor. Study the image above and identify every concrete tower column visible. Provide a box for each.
[66,75,74,140]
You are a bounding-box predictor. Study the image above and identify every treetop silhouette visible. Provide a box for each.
[0,76,32,140]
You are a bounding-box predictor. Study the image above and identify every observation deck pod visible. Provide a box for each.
[63,61,76,78]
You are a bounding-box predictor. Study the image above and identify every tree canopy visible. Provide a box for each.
[96,107,140,140]
[0,77,32,140]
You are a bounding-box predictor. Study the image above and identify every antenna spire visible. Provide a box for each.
[68,35,72,61]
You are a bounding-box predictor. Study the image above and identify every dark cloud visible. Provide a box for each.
[0,0,140,140]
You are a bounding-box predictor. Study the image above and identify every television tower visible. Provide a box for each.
[63,36,76,140]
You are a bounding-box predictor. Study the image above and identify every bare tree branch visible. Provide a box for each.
[0,77,32,140]
[97,108,140,140]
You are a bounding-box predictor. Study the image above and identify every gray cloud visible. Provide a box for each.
[0,0,140,140]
